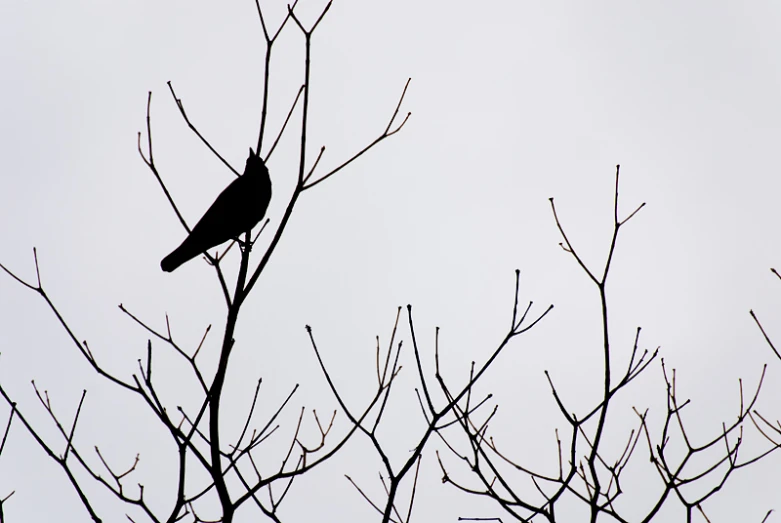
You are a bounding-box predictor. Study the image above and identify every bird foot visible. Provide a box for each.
[237,236,254,254]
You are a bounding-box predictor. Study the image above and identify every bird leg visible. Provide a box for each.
[236,233,254,254]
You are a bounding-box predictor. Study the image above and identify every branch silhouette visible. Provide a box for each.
[433,167,777,523]
[0,3,413,522]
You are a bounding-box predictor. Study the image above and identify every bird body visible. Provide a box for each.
[161,149,271,272]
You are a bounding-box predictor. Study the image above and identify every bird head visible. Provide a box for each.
[245,148,268,177]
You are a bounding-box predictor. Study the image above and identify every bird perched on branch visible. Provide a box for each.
[161,148,272,272]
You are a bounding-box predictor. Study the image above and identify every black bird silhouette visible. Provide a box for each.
[161,148,272,272]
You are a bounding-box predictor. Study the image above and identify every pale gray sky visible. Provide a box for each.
[2,1,781,521]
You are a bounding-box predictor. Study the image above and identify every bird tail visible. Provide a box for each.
[160,238,201,272]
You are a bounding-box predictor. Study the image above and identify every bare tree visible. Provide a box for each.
[2,4,778,523]
[0,3,554,522]
[0,3,438,522]
[750,270,781,509]
[433,167,779,523]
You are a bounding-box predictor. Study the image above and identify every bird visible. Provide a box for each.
[161,148,272,272]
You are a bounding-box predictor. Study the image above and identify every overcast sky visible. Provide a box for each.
[2,1,781,521]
